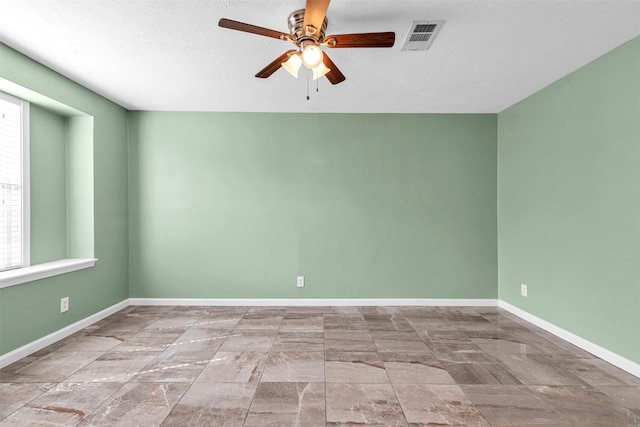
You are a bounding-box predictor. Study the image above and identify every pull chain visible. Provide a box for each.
[304,69,320,100]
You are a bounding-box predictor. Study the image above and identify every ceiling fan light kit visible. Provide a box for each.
[218,0,396,98]
[300,42,324,69]
[282,53,303,78]
[313,62,332,80]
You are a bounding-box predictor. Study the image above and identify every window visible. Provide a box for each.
[0,91,29,272]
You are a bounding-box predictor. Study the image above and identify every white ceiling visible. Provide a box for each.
[1,1,639,113]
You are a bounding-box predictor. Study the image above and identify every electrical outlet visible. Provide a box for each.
[60,297,69,313]
[521,284,528,297]
[297,276,305,288]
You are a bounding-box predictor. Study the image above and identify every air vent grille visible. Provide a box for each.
[409,33,431,43]
[414,24,437,33]
[401,20,443,52]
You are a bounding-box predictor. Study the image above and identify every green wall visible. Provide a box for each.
[129,112,497,299]
[29,104,67,264]
[497,36,640,363]
[27,106,95,263]
[66,116,95,258]
[0,44,129,355]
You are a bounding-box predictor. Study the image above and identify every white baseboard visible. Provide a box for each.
[498,300,640,378]
[0,299,129,369]
[128,298,499,307]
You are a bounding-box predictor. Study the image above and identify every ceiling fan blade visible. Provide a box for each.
[255,50,297,78]
[325,32,395,48]
[219,18,288,41]
[321,52,345,85]
[303,0,330,37]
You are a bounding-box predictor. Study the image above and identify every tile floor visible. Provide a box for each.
[1,305,639,426]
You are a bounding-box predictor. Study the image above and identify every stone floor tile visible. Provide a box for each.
[130,350,209,383]
[0,382,123,426]
[245,307,287,316]
[471,337,547,354]
[394,384,490,426]
[326,383,406,426]
[272,332,324,352]
[168,328,227,353]
[196,352,267,383]
[323,315,367,330]
[127,306,174,315]
[369,330,424,341]
[374,338,430,353]
[235,317,283,330]
[509,331,574,354]
[2,305,638,427]
[585,359,640,386]
[6,351,104,383]
[325,352,388,384]
[323,329,372,341]
[598,386,640,417]
[545,355,635,387]
[325,338,378,352]
[168,306,210,315]
[278,317,324,332]
[363,315,414,332]
[261,351,325,382]
[161,382,256,426]
[244,382,324,426]
[378,351,441,363]
[206,306,249,316]
[80,382,188,426]
[144,313,205,331]
[433,341,499,363]
[112,329,185,353]
[108,332,180,354]
[87,317,150,337]
[443,362,522,385]
[63,351,159,383]
[0,383,55,419]
[533,385,640,426]
[462,384,570,426]
[218,330,276,352]
[384,361,455,384]
[0,356,42,380]
[192,314,241,330]
[284,306,332,315]
[492,354,586,386]
[54,335,125,353]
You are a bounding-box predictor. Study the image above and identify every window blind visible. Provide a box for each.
[0,93,26,271]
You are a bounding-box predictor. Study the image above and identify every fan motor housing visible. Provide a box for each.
[288,9,328,43]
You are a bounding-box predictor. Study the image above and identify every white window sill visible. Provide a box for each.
[0,258,97,289]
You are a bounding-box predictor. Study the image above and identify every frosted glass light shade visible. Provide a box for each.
[313,62,331,80]
[301,44,323,69]
[281,53,302,78]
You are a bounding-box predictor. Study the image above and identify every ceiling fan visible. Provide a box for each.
[218,0,395,85]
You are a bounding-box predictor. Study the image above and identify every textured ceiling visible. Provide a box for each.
[1,1,639,113]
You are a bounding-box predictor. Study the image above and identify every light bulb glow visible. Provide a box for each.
[301,44,323,69]
[281,53,302,78]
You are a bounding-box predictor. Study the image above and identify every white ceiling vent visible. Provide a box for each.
[401,20,443,52]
